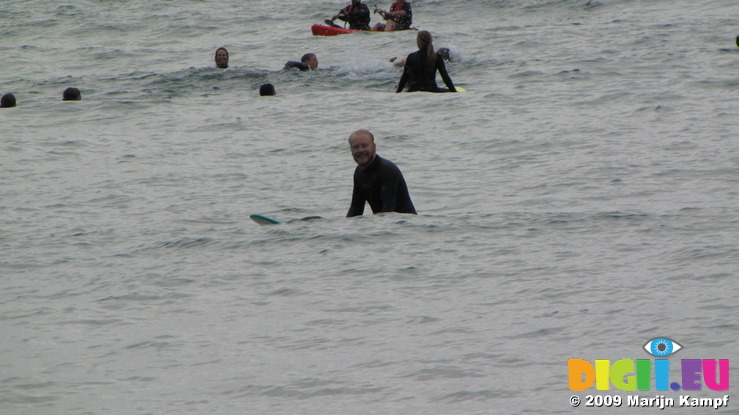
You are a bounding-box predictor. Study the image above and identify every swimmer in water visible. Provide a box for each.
[215,47,229,68]
[1,93,16,108]
[282,53,318,71]
[259,83,276,96]
[63,87,81,101]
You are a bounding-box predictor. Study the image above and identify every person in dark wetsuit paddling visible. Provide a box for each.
[330,0,371,31]
[347,129,416,217]
[397,30,456,93]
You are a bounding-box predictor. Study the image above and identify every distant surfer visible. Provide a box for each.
[347,129,416,217]
[215,47,229,69]
[371,1,412,32]
[63,87,81,101]
[1,93,16,108]
[397,31,456,93]
[282,53,318,71]
[329,0,371,31]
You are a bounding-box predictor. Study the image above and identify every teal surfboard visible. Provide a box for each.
[250,214,281,225]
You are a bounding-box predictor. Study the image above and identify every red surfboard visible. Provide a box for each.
[311,24,360,36]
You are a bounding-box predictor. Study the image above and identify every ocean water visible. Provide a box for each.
[1,0,738,414]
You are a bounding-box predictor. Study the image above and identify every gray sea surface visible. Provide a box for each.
[1,0,738,414]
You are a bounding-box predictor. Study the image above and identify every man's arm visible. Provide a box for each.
[347,171,366,217]
[334,6,350,22]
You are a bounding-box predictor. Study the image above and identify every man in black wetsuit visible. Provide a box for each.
[347,129,417,217]
[331,0,371,31]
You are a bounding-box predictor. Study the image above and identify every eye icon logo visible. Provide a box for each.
[643,338,682,357]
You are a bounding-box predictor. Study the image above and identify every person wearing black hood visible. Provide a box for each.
[1,93,16,108]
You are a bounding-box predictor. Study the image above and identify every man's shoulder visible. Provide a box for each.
[375,155,402,173]
[284,61,309,71]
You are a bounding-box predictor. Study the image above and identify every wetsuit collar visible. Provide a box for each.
[362,154,380,171]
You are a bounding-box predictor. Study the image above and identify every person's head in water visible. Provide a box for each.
[63,87,81,101]
[259,83,276,96]
[1,93,16,108]
[301,53,318,70]
[215,47,229,68]
[348,129,377,169]
[736,35,739,47]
